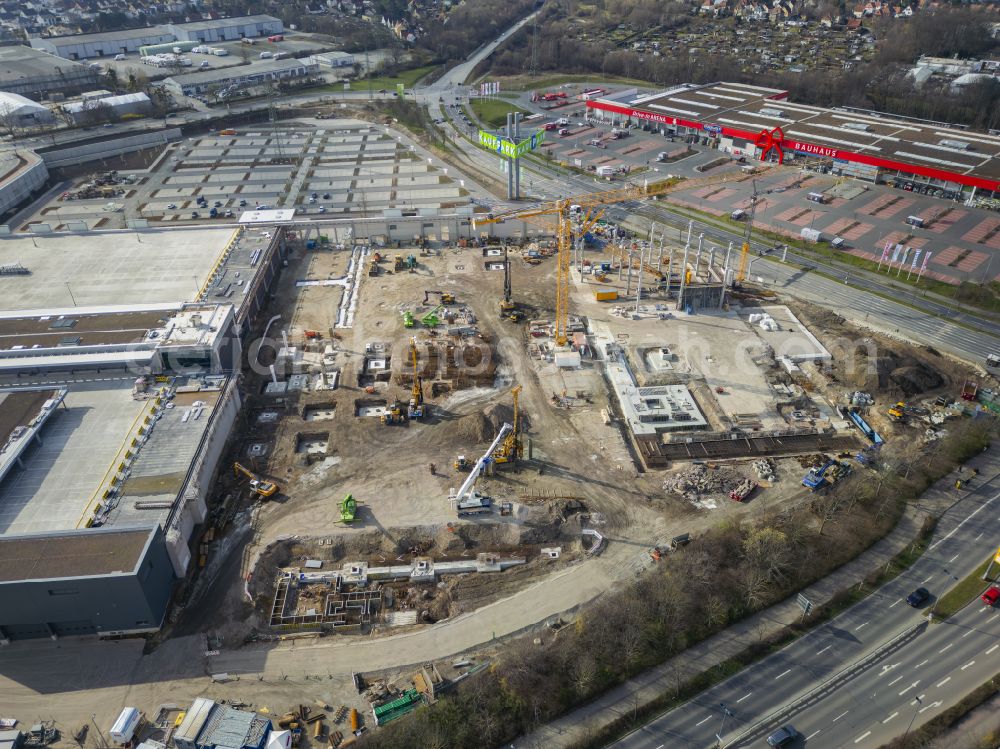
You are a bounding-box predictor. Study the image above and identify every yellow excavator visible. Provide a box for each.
[233,462,278,498]
[408,337,426,419]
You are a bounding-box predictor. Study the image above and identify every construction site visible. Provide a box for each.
[0,117,989,746]
[159,173,973,656]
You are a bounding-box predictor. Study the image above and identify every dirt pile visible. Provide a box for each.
[452,402,529,444]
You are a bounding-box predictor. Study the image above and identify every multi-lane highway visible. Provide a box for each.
[608,465,1000,749]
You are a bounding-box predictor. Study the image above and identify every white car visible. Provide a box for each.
[166,203,177,209]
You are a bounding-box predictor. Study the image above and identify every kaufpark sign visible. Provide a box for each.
[479,129,545,158]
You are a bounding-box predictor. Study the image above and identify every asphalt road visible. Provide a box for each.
[608,464,1000,749]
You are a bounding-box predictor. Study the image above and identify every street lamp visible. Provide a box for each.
[903,696,923,739]
[715,702,733,747]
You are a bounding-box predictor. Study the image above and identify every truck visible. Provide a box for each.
[962,380,979,401]
[729,478,757,502]
[596,165,615,178]
[110,707,143,745]
[988,354,1000,368]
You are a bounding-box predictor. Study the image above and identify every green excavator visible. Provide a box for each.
[421,304,444,328]
[339,494,358,523]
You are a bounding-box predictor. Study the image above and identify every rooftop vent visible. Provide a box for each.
[939,139,972,151]
[759,107,784,117]
[842,122,870,132]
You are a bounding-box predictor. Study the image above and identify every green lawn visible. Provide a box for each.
[470,98,531,128]
[933,556,998,620]
[344,64,439,93]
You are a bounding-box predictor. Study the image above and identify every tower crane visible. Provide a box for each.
[494,385,522,464]
[735,180,762,284]
[473,179,675,346]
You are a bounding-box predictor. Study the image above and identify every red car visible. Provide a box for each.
[982,586,1000,606]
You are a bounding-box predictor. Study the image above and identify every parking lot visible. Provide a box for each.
[22,120,474,230]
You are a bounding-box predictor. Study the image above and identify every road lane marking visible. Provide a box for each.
[883,712,898,723]
[655,745,664,749]
[888,676,903,686]
[975,531,984,541]
[930,490,999,550]
[939,644,953,653]
[949,553,960,562]
[915,659,928,668]
[889,599,901,608]
[921,576,934,584]
[817,645,832,654]
[775,669,791,680]
[961,660,976,670]
[900,681,920,695]
[919,701,942,714]
[855,731,872,743]
[856,621,869,631]
[695,717,710,727]
[736,692,752,703]
[936,677,951,688]
[806,730,822,740]
[833,711,849,722]
[979,606,990,614]
[963,629,976,638]
[986,645,999,655]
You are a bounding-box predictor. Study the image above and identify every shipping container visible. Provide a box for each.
[594,288,617,301]
[110,708,142,745]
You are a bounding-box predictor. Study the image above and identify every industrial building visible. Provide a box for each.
[163,58,319,97]
[167,15,283,43]
[29,17,282,60]
[29,28,175,60]
[311,51,356,69]
[0,225,291,640]
[587,81,1000,196]
[61,92,152,123]
[0,45,100,99]
[0,92,53,127]
[0,150,48,220]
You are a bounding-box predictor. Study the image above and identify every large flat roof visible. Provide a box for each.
[0,227,237,311]
[0,377,224,537]
[0,526,152,582]
[592,82,1000,188]
[30,28,173,47]
[0,45,91,81]
[174,14,281,32]
[166,58,314,86]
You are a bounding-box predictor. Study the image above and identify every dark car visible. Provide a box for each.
[766,725,798,747]
[906,587,930,607]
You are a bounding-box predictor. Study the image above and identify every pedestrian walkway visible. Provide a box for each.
[515,453,995,749]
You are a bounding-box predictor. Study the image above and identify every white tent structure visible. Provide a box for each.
[0,91,53,127]
[265,730,292,749]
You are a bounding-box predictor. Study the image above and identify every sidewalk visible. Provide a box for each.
[515,453,995,749]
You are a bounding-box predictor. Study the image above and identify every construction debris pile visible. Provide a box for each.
[397,339,497,393]
[753,459,775,481]
[60,170,134,200]
[663,463,747,503]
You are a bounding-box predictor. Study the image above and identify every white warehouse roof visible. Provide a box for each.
[0,91,49,118]
[62,91,150,114]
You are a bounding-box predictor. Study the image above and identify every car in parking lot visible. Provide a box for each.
[982,586,1000,606]
[239,199,247,207]
[191,211,199,218]
[906,587,930,607]
[166,203,177,209]
[766,725,798,747]
[323,193,330,199]
[318,206,326,213]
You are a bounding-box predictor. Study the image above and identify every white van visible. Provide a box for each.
[259,51,273,59]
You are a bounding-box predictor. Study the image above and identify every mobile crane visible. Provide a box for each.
[449,423,513,516]
[233,462,278,498]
